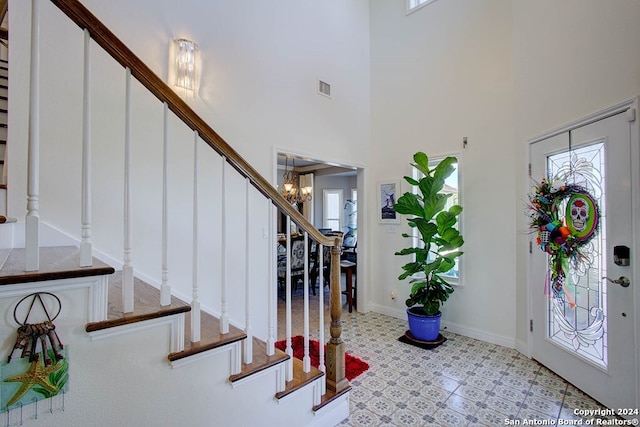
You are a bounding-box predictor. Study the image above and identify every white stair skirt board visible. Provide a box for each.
[0,275,109,322]
[87,312,186,355]
[311,392,350,427]
[230,361,286,390]
[169,341,242,373]
[276,376,324,406]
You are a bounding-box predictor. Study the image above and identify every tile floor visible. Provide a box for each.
[336,311,622,426]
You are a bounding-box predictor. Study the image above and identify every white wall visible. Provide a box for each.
[77,0,372,178]
[8,0,371,232]
[368,0,516,346]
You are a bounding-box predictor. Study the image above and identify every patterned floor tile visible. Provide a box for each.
[493,383,529,403]
[394,375,425,393]
[518,395,562,418]
[346,409,387,426]
[516,407,559,423]
[280,301,613,427]
[433,407,470,426]
[420,384,453,404]
[453,384,488,402]
[390,408,427,426]
[497,374,533,391]
[475,407,511,426]
[527,381,566,401]
[463,375,498,391]
[443,393,479,416]
[366,396,397,417]
[431,373,463,393]
[382,382,414,405]
[405,395,439,416]
[484,394,522,417]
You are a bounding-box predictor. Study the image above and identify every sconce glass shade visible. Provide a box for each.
[174,38,197,92]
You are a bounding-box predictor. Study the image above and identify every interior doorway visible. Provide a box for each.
[274,150,364,323]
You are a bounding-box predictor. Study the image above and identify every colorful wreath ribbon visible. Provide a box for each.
[527,179,600,307]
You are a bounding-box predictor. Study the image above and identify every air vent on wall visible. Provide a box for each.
[318,79,331,98]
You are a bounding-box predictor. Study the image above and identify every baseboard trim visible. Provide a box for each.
[368,303,517,349]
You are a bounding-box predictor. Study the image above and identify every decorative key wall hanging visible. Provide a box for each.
[1,292,69,411]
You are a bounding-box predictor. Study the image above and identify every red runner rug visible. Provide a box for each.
[275,335,369,381]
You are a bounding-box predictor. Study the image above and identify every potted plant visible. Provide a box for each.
[393,152,464,342]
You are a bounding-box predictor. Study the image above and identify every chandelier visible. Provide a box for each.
[281,157,312,204]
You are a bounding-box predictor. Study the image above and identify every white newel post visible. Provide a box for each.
[191,131,201,342]
[25,0,41,272]
[244,177,253,364]
[160,103,171,306]
[122,68,134,313]
[303,232,310,372]
[220,157,229,334]
[80,28,93,267]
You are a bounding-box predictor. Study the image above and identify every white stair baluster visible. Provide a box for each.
[220,157,229,334]
[122,67,134,313]
[266,201,276,356]
[318,243,326,394]
[285,219,293,381]
[160,102,171,306]
[244,177,253,364]
[303,232,310,373]
[80,28,93,267]
[191,131,201,342]
[25,0,41,272]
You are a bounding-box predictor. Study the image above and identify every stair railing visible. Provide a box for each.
[23,0,348,394]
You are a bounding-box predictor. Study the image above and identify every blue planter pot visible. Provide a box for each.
[407,307,441,342]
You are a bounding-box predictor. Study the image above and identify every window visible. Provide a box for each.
[407,0,438,14]
[412,155,462,283]
[346,189,358,231]
[323,189,343,231]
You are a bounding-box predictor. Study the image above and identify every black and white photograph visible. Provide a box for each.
[378,180,400,223]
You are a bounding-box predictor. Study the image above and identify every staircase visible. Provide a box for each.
[0,1,350,426]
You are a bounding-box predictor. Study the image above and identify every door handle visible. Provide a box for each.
[602,276,631,288]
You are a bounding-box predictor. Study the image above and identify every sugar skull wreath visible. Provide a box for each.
[528,179,600,307]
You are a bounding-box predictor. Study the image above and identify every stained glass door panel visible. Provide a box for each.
[545,143,607,368]
[529,111,637,411]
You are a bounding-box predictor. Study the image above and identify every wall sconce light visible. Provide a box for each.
[173,38,198,94]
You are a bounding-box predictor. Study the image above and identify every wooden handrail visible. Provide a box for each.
[49,0,335,248]
[0,0,7,30]
[0,0,8,42]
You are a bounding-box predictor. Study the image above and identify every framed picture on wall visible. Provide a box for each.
[378,180,401,224]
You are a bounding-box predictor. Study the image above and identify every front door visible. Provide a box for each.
[529,108,637,410]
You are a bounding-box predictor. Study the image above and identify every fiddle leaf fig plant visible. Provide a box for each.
[393,152,464,316]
